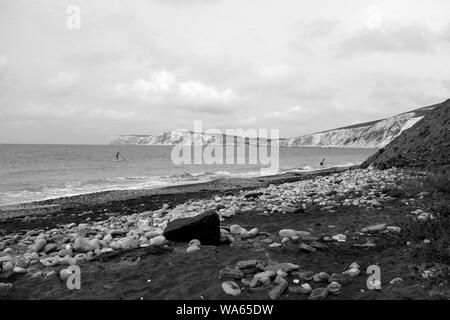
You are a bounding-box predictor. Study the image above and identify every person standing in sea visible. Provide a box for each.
[320,158,325,168]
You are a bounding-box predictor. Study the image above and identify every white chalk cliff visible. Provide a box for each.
[286,112,427,148]
[111,130,270,146]
[111,104,437,148]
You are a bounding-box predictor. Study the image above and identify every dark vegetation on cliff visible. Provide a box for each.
[363,99,450,169]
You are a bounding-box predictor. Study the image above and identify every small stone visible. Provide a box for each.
[310,241,328,250]
[349,262,360,270]
[60,268,73,281]
[241,267,258,276]
[13,266,27,274]
[279,229,297,238]
[150,236,167,247]
[329,273,354,285]
[188,239,201,247]
[2,261,14,272]
[0,255,11,264]
[418,212,434,221]
[32,238,47,253]
[292,270,315,281]
[313,272,330,283]
[219,267,244,280]
[343,267,360,277]
[288,283,312,294]
[301,283,313,293]
[73,237,99,253]
[277,270,288,277]
[31,271,43,278]
[44,243,58,254]
[332,234,347,242]
[58,248,73,258]
[309,287,329,300]
[144,231,161,239]
[119,237,140,250]
[230,225,248,236]
[0,283,13,291]
[264,263,300,273]
[268,278,288,300]
[222,281,241,297]
[247,228,259,236]
[372,200,382,207]
[299,243,317,253]
[387,226,401,233]
[236,260,260,269]
[253,271,277,284]
[327,282,341,295]
[389,277,404,285]
[186,245,200,253]
[362,224,387,233]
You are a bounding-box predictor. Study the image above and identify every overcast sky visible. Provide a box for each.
[0,0,449,144]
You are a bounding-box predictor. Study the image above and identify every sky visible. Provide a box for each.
[0,0,449,144]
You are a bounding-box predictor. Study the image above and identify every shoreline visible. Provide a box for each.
[0,165,358,213]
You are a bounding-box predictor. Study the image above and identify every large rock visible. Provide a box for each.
[163,210,220,245]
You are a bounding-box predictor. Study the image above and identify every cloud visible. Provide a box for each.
[265,105,305,120]
[0,56,7,72]
[443,80,450,90]
[113,70,238,105]
[4,102,153,122]
[257,65,293,79]
[369,78,446,112]
[290,19,340,54]
[46,72,79,89]
[338,25,437,55]
[295,19,339,39]
[364,5,383,30]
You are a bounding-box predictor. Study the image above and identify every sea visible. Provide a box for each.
[0,144,377,205]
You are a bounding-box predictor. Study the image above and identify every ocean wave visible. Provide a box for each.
[0,170,237,205]
[0,163,362,206]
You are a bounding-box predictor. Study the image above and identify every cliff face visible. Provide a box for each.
[286,104,437,148]
[111,103,438,148]
[363,99,450,169]
[111,130,271,146]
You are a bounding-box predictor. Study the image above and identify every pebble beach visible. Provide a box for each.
[0,166,447,300]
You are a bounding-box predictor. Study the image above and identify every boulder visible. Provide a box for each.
[164,210,220,245]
